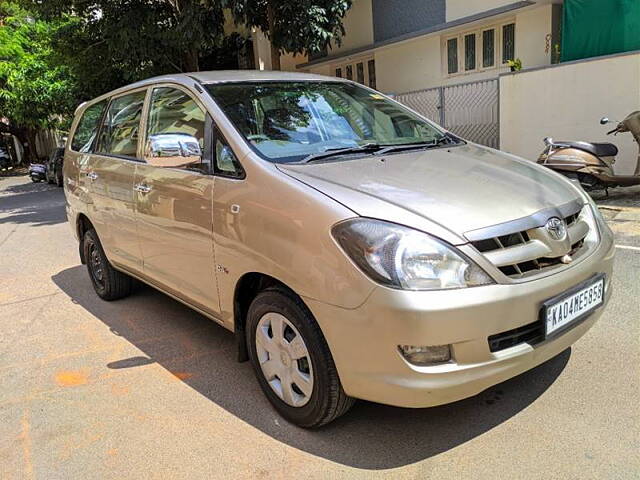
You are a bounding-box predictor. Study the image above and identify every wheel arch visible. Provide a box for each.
[233,272,301,362]
[76,213,95,264]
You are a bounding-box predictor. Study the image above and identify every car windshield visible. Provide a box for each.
[205,81,449,163]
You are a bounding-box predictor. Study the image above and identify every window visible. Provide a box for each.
[464,34,476,71]
[97,91,146,158]
[333,58,376,88]
[447,38,458,74]
[71,100,107,152]
[214,127,244,178]
[446,22,515,76]
[482,29,495,68]
[356,62,365,84]
[206,81,448,164]
[146,87,209,172]
[367,59,377,89]
[502,23,515,63]
[345,65,353,80]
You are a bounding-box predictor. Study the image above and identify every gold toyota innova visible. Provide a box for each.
[64,71,615,427]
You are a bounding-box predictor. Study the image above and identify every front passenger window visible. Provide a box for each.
[146,87,209,173]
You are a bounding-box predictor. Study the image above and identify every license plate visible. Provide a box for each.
[542,274,605,337]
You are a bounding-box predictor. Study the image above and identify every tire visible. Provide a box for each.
[83,229,133,301]
[247,287,354,428]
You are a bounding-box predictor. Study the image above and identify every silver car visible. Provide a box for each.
[64,71,614,427]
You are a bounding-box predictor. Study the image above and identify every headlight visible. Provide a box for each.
[332,218,494,290]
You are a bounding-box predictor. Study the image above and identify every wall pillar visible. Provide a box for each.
[251,28,272,70]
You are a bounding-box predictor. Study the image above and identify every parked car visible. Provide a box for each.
[28,162,47,182]
[64,71,615,428]
[46,146,65,187]
[0,147,11,171]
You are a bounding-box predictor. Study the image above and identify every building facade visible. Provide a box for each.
[268,0,562,96]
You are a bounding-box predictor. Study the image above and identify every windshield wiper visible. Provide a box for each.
[297,143,383,164]
[374,134,461,156]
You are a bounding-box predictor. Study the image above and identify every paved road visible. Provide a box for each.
[1,175,638,479]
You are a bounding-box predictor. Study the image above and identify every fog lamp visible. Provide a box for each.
[398,344,451,366]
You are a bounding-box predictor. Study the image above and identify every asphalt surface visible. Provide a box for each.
[1,174,638,479]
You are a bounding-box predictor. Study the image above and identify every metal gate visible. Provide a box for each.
[395,79,499,148]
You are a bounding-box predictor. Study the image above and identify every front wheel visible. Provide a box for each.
[247,288,354,428]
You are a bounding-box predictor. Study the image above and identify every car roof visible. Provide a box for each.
[76,70,340,114]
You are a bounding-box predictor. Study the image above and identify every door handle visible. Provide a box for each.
[86,172,98,181]
[134,184,152,194]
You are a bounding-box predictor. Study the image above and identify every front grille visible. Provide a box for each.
[488,320,544,352]
[471,207,589,278]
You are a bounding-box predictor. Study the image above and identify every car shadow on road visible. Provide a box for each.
[52,265,570,470]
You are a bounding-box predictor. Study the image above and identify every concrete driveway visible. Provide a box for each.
[1,175,638,479]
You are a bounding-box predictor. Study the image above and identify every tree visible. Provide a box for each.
[0,2,76,161]
[22,0,227,76]
[226,0,353,70]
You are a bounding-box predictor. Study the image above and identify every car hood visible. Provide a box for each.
[278,144,582,242]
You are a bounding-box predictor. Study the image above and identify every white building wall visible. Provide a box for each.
[374,4,553,94]
[446,0,516,22]
[375,36,442,93]
[514,5,553,69]
[330,0,374,55]
[500,52,640,175]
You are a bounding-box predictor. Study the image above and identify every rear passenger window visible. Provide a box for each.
[97,91,146,158]
[71,101,107,152]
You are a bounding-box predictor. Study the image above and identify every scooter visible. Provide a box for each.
[537,111,640,192]
[28,163,47,183]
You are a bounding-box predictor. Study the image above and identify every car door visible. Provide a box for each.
[134,85,219,314]
[89,89,147,273]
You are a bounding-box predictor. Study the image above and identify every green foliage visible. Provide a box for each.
[23,0,226,83]
[227,0,353,58]
[507,58,522,71]
[0,2,76,130]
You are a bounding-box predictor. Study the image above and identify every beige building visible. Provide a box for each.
[257,0,562,95]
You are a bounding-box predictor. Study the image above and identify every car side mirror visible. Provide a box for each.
[144,133,202,168]
[543,137,554,146]
[600,117,610,125]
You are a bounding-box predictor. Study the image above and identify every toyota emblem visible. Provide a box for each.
[545,217,567,241]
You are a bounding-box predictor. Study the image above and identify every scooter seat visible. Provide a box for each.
[556,141,618,158]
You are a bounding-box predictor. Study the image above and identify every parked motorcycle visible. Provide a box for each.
[537,111,640,192]
[28,163,47,183]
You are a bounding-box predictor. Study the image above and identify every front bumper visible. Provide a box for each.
[305,228,615,408]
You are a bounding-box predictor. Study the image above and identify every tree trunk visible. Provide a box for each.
[25,127,39,164]
[266,2,281,70]
[182,48,200,72]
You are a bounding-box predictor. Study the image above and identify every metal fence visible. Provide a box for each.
[395,78,499,148]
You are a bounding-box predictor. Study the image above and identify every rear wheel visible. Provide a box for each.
[83,229,133,300]
[247,288,354,428]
